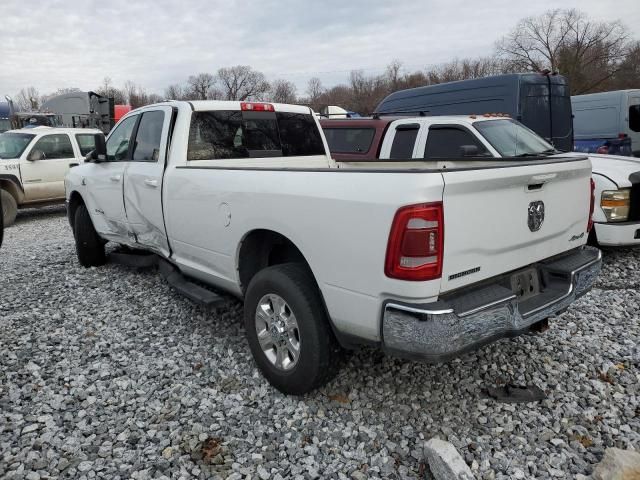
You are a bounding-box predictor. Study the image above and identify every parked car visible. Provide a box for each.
[0,126,103,225]
[0,189,3,248]
[66,101,600,394]
[375,72,574,152]
[580,153,640,247]
[572,90,640,157]
[573,136,633,157]
[0,101,10,133]
[323,113,640,248]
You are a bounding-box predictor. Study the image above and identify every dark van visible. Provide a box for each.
[375,73,574,152]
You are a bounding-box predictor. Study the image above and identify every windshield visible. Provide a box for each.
[0,119,10,133]
[0,132,36,159]
[473,119,556,157]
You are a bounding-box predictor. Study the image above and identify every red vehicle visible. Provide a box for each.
[114,105,132,123]
[319,117,395,161]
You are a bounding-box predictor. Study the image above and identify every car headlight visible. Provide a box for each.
[600,189,630,222]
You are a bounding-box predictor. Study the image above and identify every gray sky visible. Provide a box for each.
[1,0,638,98]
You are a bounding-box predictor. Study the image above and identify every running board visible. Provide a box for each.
[109,250,159,269]
[158,260,226,308]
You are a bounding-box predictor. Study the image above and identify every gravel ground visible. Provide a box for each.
[1,206,639,480]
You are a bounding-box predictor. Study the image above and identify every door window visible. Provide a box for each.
[75,134,97,156]
[31,134,74,159]
[629,105,640,133]
[389,124,419,159]
[424,127,489,158]
[106,115,138,161]
[132,111,165,162]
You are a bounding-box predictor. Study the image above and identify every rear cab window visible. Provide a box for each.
[187,109,325,161]
[323,128,375,154]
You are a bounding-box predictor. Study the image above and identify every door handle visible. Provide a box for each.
[144,179,159,188]
[110,175,121,182]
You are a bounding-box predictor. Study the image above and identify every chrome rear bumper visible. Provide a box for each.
[382,246,602,362]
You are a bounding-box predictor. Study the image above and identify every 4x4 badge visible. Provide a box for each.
[528,201,545,232]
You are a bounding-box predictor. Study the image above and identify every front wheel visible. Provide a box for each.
[244,263,342,395]
[74,204,106,267]
[1,189,17,227]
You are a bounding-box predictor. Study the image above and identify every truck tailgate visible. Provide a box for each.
[440,157,592,293]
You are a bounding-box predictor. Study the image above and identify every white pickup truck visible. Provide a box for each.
[0,126,102,225]
[585,154,640,247]
[65,101,601,394]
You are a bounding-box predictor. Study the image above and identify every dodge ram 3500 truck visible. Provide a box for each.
[65,101,601,394]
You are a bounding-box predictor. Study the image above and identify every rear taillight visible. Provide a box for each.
[588,178,595,232]
[241,102,274,112]
[596,145,609,154]
[385,203,444,281]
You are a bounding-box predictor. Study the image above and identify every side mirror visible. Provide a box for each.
[28,149,45,161]
[460,145,479,157]
[87,133,107,163]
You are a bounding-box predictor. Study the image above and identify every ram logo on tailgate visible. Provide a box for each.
[528,201,545,232]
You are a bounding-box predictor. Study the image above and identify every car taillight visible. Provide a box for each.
[385,203,443,281]
[241,102,274,112]
[596,145,609,154]
[587,178,595,232]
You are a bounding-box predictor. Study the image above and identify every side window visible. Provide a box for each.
[75,134,97,156]
[106,115,138,161]
[629,105,640,133]
[389,124,419,159]
[323,128,375,154]
[132,111,165,162]
[31,134,74,160]
[424,127,489,159]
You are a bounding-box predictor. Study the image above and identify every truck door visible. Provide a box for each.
[21,133,76,201]
[83,114,138,239]
[123,106,173,257]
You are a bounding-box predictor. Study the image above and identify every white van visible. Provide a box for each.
[572,90,640,157]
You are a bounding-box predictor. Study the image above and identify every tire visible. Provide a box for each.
[244,263,342,395]
[74,204,106,267]
[587,227,599,247]
[1,189,17,227]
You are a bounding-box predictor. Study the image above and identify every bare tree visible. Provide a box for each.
[496,9,630,93]
[164,83,186,100]
[95,77,127,104]
[608,41,640,90]
[217,65,270,101]
[385,60,403,91]
[187,73,217,100]
[270,79,297,103]
[13,87,41,111]
[306,77,324,100]
[123,81,162,108]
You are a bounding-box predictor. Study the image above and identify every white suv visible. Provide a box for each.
[0,126,103,225]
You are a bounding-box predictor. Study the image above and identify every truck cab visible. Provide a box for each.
[0,127,102,225]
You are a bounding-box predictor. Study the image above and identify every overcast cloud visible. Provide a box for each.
[1,0,638,97]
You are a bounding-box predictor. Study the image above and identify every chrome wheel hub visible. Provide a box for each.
[255,294,301,371]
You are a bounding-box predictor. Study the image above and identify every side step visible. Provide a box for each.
[109,250,159,269]
[158,260,226,309]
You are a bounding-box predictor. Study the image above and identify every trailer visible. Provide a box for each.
[40,91,114,134]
